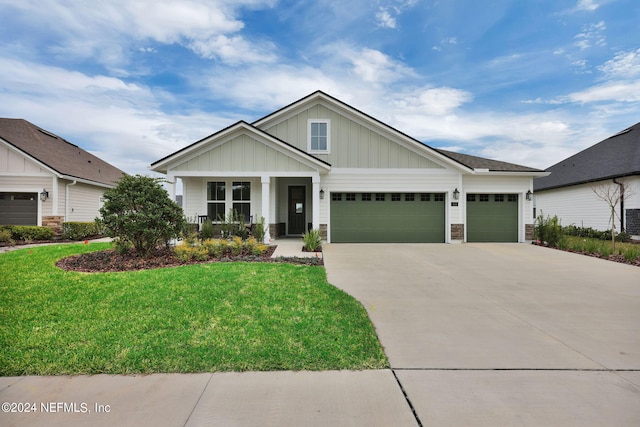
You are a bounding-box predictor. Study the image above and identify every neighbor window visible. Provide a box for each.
[232,181,251,222]
[308,120,330,153]
[207,181,226,221]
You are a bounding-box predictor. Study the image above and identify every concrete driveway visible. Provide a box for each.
[323,243,640,426]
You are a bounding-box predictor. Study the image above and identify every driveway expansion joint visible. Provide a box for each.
[391,369,423,427]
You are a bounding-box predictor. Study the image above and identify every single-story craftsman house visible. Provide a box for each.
[534,121,640,239]
[151,91,547,243]
[0,118,126,233]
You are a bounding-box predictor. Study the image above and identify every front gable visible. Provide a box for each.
[153,122,331,175]
[254,91,461,172]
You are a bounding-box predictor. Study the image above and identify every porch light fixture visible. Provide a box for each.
[526,190,532,201]
[40,189,49,202]
[319,188,325,199]
[453,188,460,200]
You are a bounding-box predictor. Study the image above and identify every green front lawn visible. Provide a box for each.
[0,243,387,375]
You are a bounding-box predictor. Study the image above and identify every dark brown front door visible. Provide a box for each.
[288,186,306,235]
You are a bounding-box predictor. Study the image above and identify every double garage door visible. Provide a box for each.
[330,192,445,243]
[330,192,519,243]
[0,192,38,226]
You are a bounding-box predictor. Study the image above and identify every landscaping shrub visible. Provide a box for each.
[62,222,101,240]
[253,216,266,243]
[98,174,185,256]
[534,213,563,247]
[10,226,54,241]
[174,242,208,262]
[622,246,639,263]
[0,228,14,244]
[200,218,214,240]
[229,236,244,256]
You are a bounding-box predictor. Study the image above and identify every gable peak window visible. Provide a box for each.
[308,119,330,153]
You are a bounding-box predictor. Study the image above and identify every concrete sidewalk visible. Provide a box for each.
[0,371,417,427]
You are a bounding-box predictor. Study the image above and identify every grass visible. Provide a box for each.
[561,235,640,262]
[0,243,387,375]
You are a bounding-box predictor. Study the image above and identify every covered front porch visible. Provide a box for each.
[167,172,324,243]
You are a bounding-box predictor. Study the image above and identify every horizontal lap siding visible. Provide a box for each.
[535,183,622,231]
[67,183,104,222]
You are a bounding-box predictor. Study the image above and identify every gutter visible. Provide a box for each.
[613,177,625,232]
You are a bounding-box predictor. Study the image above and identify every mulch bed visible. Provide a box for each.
[56,245,323,273]
[533,242,640,267]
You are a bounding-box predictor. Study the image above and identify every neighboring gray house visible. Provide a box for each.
[534,121,640,238]
[0,119,125,232]
[151,91,546,243]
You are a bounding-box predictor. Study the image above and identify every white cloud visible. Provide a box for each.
[576,0,600,11]
[567,81,640,103]
[376,7,396,29]
[351,48,416,84]
[598,48,640,79]
[2,0,277,67]
[574,21,607,50]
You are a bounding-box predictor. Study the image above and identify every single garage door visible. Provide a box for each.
[467,194,518,242]
[330,192,445,243]
[0,192,38,225]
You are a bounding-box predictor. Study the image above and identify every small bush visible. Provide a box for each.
[535,213,562,247]
[302,229,322,252]
[251,244,269,256]
[0,228,14,244]
[174,242,209,262]
[598,243,612,258]
[62,222,101,240]
[584,239,599,253]
[112,238,133,255]
[230,236,243,256]
[622,246,639,263]
[200,219,214,240]
[10,226,54,241]
[253,217,266,242]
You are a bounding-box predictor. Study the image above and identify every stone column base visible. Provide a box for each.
[42,216,64,236]
[451,223,464,241]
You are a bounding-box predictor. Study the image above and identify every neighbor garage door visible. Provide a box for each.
[0,192,38,225]
[466,194,518,242]
[330,192,445,243]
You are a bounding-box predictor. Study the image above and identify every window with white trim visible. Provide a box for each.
[308,119,330,153]
[207,181,226,221]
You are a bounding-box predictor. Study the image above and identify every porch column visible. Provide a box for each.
[261,176,271,243]
[166,173,177,202]
[312,176,320,231]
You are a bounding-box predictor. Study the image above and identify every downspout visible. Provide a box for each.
[65,180,77,222]
[613,177,624,232]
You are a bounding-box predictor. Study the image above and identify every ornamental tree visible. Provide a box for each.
[98,174,185,256]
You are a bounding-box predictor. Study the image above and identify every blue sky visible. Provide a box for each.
[1,0,638,175]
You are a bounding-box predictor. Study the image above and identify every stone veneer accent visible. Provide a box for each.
[451,223,464,240]
[42,216,64,236]
[319,224,327,240]
[525,223,534,240]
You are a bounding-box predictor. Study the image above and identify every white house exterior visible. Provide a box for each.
[534,121,640,239]
[0,119,125,232]
[151,91,547,243]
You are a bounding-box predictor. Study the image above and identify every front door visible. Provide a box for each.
[288,186,306,235]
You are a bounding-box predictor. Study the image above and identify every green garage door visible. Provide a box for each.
[330,192,445,243]
[467,194,518,242]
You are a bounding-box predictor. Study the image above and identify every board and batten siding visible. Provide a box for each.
[262,103,445,170]
[534,182,621,231]
[0,143,48,174]
[172,134,316,173]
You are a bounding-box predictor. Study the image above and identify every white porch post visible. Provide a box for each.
[166,173,177,202]
[312,175,320,230]
[261,176,271,243]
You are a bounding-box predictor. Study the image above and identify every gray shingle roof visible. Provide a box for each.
[0,118,125,186]
[435,148,545,172]
[534,121,640,191]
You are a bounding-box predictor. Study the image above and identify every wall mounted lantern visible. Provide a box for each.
[40,189,49,202]
[319,188,325,199]
[453,188,460,200]
[526,190,532,201]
